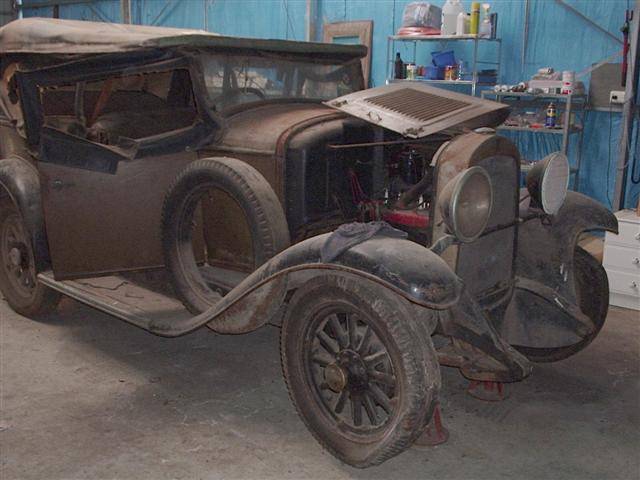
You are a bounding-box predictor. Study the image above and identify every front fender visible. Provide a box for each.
[148,232,463,336]
[516,191,616,301]
[497,192,617,348]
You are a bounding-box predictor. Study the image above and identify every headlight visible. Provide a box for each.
[526,152,569,215]
[439,166,493,243]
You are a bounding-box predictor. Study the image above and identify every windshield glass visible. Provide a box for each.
[198,53,363,114]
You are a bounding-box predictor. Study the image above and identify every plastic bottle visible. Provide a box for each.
[456,11,466,35]
[479,4,491,37]
[442,0,465,36]
[394,52,405,79]
[470,2,480,35]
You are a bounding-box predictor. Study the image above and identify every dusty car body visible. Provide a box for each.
[0,18,618,467]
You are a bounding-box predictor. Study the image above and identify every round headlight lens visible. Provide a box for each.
[439,166,493,243]
[526,152,569,215]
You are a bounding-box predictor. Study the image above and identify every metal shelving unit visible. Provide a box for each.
[481,91,587,187]
[386,34,502,96]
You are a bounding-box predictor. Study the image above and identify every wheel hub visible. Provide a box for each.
[337,349,369,391]
[8,246,23,268]
[324,363,347,392]
[324,350,370,393]
[308,310,397,430]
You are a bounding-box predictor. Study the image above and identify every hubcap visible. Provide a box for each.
[306,309,397,431]
[324,363,348,392]
[1,214,37,297]
[8,247,22,267]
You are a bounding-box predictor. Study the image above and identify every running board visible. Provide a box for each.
[38,271,191,331]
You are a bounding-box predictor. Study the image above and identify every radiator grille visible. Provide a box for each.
[364,88,471,122]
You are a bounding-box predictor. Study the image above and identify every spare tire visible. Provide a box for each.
[162,157,290,314]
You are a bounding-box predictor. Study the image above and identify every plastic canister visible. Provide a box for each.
[561,70,575,95]
[456,11,466,35]
[431,50,456,67]
[442,0,465,35]
[406,63,417,80]
[470,2,480,35]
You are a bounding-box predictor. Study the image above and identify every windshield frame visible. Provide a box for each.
[195,52,365,116]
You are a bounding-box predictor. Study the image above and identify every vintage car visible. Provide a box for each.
[0,18,618,467]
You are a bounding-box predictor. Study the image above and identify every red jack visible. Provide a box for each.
[467,380,509,402]
[414,403,449,447]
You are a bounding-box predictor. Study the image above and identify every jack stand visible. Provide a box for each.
[467,380,509,401]
[414,403,449,447]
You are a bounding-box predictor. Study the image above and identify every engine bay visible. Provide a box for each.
[285,119,448,245]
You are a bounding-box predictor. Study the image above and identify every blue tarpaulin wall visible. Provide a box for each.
[21,0,640,209]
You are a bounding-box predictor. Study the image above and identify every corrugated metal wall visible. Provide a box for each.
[18,0,640,208]
[0,0,16,26]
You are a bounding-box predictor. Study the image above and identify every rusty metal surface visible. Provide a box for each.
[150,232,464,337]
[325,83,509,138]
[430,133,520,296]
[436,290,532,383]
[496,192,618,352]
[40,152,201,279]
[37,231,463,338]
[201,188,255,273]
[364,88,471,123]
[219,103,333,155]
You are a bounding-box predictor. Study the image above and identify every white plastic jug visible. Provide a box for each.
[442,0,464,35]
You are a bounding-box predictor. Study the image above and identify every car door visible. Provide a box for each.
[31,66,214,279]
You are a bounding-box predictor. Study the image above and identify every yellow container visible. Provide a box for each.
[470,2,480,35]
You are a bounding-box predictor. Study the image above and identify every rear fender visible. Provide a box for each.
[148,233,464,336]
[0,156,50,271]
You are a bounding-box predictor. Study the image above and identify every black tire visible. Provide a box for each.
[515,246,609,363]
[0,201,60,317]
[162,157,290,314]
[280,274,440,468]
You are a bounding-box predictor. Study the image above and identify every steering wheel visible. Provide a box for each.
[213,87,266,109]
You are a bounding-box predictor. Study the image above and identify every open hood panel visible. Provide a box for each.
[324,83,509,138]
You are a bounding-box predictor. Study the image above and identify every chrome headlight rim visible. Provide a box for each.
[526,152,569,215]
[445,166,494,243]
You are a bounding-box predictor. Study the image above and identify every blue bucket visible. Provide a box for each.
[431,50,455,68]
[424,65,444,80]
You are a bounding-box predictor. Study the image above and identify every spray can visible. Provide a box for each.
[545,102,557,128]
[470,2,480,35]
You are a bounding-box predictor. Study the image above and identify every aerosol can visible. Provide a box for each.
[545,102,557,128]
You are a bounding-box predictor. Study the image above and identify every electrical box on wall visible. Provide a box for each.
[589,63,624,110]
[609,90,626,104]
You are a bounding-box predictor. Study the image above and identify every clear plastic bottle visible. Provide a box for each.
[442,0,465,36]
[456,11,466,35]
[479,3,491,37]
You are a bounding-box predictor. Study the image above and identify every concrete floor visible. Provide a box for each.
[1,297,638,480]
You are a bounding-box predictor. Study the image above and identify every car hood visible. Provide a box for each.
[324,83,510,138]
[217,102,344,154]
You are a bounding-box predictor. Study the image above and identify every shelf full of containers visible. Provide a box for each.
[386,1,501,96]
[387,1,586,190]
[481,85,587,189]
